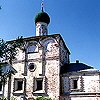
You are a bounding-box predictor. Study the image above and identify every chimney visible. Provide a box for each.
[76,60,79,63]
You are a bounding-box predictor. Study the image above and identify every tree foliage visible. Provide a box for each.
[0,36,24,83]
[35,96,52,100]
[0,96,17,100]
[0,36,24,63]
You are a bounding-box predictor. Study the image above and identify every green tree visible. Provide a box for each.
[0,36,24,64]
[0,36,24,100]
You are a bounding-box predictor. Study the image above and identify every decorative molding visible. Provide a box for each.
[80,76,84,92]
[13,56,59,64]
[13,78,26,95]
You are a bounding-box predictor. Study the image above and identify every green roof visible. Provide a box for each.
[35,11,50,24]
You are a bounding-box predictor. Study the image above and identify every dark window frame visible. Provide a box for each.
[36,79,43,91]
[13,78,25,93]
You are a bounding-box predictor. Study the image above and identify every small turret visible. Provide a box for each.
[35,1,50,36]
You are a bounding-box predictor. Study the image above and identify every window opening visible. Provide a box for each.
[36,79,43,91]
[16,81,23,91]
[27,42,38,53]
[73,80,78,89]
[0,82,2,91]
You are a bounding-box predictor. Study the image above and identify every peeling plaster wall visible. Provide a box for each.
[62,76,70,93]
[10,35,65,100]
[59,39,69,65]
[62,72,100,100]
[83,74,100,92]
[46,60,60,99]
[43,36,60,99]
[3,79,9,97]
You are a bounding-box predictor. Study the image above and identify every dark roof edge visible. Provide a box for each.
[7,34,70,54]
[70,62,94,68]
[8,34,60,42]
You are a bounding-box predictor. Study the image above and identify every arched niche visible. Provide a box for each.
[27,41,38,53]
[41,37,56,52]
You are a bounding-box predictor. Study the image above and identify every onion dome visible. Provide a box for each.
[35,11,50,25]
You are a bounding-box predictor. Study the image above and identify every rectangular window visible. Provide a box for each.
[16,81,23,91]
[73,80,78,89]
[33,77,46,93]
[13,78,26,94]
[0,82,3,94]
[0,82,2,91]
[70,77,80,92]
[36,79,43,91]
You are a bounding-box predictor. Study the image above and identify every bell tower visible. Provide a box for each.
[35,1,50,36]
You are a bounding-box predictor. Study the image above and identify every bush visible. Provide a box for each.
[0,97,16,100]
[35,96,52,100]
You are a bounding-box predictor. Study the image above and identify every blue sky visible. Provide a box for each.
[0,0,100,69]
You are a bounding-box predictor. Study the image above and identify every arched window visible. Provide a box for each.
[27,42,38,53]
[43,39,55,52]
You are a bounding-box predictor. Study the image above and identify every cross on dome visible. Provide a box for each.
[35,0,50,25]
[41,0,44,12]
[35,0,50,36]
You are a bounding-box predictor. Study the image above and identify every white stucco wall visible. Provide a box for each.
[62,71,100,100]
[71,97,100,100]
[83,74,100,92]
[9,35,66,100]
[46,60,60,99]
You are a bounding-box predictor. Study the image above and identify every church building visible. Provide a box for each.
[0,2,100,100]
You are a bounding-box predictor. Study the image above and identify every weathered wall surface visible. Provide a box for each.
[62,73,100,93]
[46,60,60,99]
[83,75,100,92]
[59,39,69,65]
[62,72,100,100]
[10,35,66,100]
[61,96,100,100]
[71,97,100,100]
